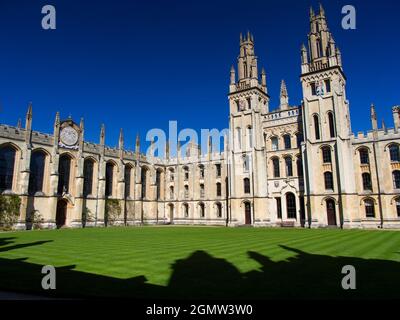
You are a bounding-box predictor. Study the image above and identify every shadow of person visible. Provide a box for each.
[167,250,243,299]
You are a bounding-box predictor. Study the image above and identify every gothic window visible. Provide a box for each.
[183,166,189,181]
[243,155,250,172]
[215,163,221,177]
[283,134,291,149]
[328,112,336,138]
[105,162,114,197]
[247,126,253,148]
[200,184,205,198]
[199,203,205,218]
[216,182,221,197]
[359,148,369,164]
[156,170,161,200]
[199,165,205,179]
[285,157,293,177]
[362,172,372,191]
[313,115,320,140]
[0,145,16,192]
[296,133,303,148]
[396,198,400,217]
[169,168,174,181]
[286,193,296,219]
[297,157,303,177]
[244,178,250,194]
[216,203,222,218]
[272,158,280,178]
[185,185,189,198]
[170,186,174,200]
[325,80,331,93]
[29,150,46,195]
[276,197,282,219]
[393,171,400,189]
[271,137,278,151]
[124,166,132,198]
[58,154,71,195]
[311,83,317,96]
[141,167,147,199]
[236,127,242,149]
[389,144,400,162]
[184,203,189,217]
[322,146,332,163]
[83,158,94,197]
[364,199,375,218]
[324,171,334,190]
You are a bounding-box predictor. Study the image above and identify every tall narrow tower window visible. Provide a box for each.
[328,112,336,138]
[313,115,321,140]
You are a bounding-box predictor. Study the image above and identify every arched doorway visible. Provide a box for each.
[326,199,337,226]
[56,199,68,229]
[244,202,251,225]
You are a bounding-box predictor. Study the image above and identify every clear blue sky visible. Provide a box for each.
[0,0,399,152]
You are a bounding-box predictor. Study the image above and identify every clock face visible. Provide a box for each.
[60,126,78,146]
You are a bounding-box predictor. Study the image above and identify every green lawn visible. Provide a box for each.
[0,226,399,299]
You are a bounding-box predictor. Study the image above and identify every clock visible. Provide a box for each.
[60,126,78,146]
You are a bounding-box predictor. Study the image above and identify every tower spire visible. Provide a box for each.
[100,124,105,146]
[118,128,124,149]
[280,80,289,110]
[370,104,378,131]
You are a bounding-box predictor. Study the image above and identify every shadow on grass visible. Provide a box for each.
[0,239,399,299]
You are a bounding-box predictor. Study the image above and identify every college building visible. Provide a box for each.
[1,5,400,229]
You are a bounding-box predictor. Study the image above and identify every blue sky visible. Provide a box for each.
[0,0,399,152]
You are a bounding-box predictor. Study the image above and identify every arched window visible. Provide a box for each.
[244,178,250,194]
[396,198,400,217]
[324,171,334,190]
[393,170,400,189]
[199,203,205,218]
[313,115,320,140]
[283,134,291,149]
[247,126,253,149]
[328,112,336,138]
[216,203,222,218]
[296,133,303,148]
[183,203,189,217]
[141,167,147,199]
[29,151,46,195]
[58,154,71,195]
[199,165,205,179]
[272,158,280,178]
[105,162,115,197]
[297,157,303,177]
[83,158,95,197]
[322,146,332,163]
[271,137,278,151]
[0,145,16,192]
[215,163,221,177]
[169,168,174,181]
[285,157,293,177]
[183,166,189,181]
[169,186,174,199]
[364,199,375,218]
[243,155,249,172]
[200,184,205,198]
[184,185,189,198]
[156,170,161,200]
[124,166,132,198]
[286,193,296,219]
[390,145,400,162]
[362,172,372,191]
[216,182,221,197]
[359,148,369,164]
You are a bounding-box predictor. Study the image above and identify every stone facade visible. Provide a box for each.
[1,6,400,230]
